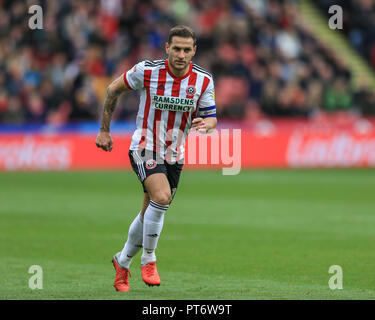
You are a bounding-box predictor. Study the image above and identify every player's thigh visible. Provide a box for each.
[143,173,171,205]
[128,149,171,205]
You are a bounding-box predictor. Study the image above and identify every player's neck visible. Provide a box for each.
[167,60,191,79]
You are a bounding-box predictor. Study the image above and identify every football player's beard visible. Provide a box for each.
[172,59,187,69]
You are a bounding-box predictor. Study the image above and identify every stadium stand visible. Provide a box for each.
[0,0,374,125]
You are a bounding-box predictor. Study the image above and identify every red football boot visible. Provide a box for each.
[141,261,161,286]
[112,256,131,292]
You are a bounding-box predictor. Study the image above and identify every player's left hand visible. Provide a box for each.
[192,117,208,133]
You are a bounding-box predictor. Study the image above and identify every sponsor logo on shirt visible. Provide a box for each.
[153,95,195,112]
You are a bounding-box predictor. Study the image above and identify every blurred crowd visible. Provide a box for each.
[0,0,374,126]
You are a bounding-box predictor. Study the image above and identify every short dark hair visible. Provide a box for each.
[168,25,196,45]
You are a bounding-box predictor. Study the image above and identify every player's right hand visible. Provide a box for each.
[96,131,113,152]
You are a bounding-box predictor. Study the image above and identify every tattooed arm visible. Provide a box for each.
[96,74,130,152]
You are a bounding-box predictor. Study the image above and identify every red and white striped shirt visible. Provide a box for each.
[123,59,216,163]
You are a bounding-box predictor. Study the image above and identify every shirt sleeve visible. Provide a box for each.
[123,61,145,90]
[197,77,216,118]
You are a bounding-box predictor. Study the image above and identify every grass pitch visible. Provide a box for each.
[1,169,375,300]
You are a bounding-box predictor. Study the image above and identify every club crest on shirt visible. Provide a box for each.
[186,85,196,96]
[145,159,157,170]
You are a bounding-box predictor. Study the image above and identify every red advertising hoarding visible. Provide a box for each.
[1,118,375,171]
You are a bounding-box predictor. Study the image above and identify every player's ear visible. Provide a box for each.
[165,42,170,55]
[192,45,197,56]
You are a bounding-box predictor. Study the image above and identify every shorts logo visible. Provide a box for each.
[186,85,196,96]
[145,159,157,170]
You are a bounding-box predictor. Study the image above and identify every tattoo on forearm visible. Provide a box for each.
[100,87,121,132]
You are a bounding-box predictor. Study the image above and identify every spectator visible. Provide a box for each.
[1,95,26,124]
[323,77,353,111]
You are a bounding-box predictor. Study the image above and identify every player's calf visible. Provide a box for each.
[141,200,169,266]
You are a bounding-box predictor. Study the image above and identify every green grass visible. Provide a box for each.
[1,169,375,300]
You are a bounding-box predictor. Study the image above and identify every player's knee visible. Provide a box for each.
[151,191,171,206]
